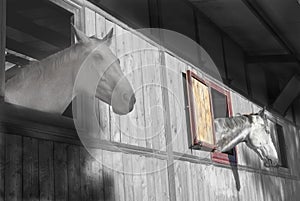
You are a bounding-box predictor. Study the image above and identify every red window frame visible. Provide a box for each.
[186,70,237,165]
[186,70,216,151]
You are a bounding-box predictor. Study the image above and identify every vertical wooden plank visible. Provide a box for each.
[153,158,163,201]
[159,51,177,201]
[174,161,185,201]
[146,158,157,201]
[185,162,193,201]
[39,140,54,201]
[123,153,134,201]
[90,149,105,201]
[190,163,199,201]
[105,19,118,143]
[159,159,170,201]
[119,29,132,145]
[109,24,125,143]
[5,135,22,201]
[80,148,90,201]
[102,150,115,201]
[131,34,147,147]
[176,62,190,154]
[105,20,116,54]
[54,143,68,201]
[95,14,106,39]
[165,54,185,153]
[95,14,110,141]
[139,156,148,201]
[67,145,81,201]
[112,152,125,201]
[132,154,143,201]
[80,147,103,201]
[142,47,165,150]
[0,133,5,201]
[84,7,96,37]
[23,137,39,201]
[0,0,6,97]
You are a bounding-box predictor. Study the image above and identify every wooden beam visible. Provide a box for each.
[241,0,300,63]
[246,54,298,63]
[7,11,70,49]
[273,75,300,115]
[5,53,30,66]
[6,37,53,60]
[0,0,6,98]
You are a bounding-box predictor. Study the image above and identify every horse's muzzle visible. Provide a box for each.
[128,94,136,112]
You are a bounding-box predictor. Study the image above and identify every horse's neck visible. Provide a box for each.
[5,43,91,114]
[215,116,252,151]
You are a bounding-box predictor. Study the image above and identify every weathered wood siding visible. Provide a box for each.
[0,0,299,201]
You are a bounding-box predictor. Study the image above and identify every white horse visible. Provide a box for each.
[214,108,279,167]
[5,25,136,115]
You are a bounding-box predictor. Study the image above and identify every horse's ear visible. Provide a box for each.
[102,28,114,46]
[71,24,90,43]
[258,106,266,117]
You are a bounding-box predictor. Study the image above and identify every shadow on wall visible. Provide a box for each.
[0,122,115,201]
[229,156,241,191]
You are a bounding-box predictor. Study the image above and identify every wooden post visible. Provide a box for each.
[0,0,6,99]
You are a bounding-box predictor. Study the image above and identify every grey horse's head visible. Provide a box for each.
[245,108,279,167]
[215,108,279,167]
[73,25,136,115]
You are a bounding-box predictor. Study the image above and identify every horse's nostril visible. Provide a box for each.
[130,95,136,105]
[128,95,136,112]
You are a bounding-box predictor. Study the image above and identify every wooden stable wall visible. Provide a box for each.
[0,0,300,201]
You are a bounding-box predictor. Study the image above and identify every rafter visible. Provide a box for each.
[241,0,300,63]
[246,54,298,63]
[272,75,300,115]
[6,10,70,49]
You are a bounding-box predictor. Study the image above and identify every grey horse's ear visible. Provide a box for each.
[258,106,266,117]
[71,24,90,43]
[102,28,114,46]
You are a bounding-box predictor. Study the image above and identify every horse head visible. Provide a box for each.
[215,107,279,167]
[245,108,279,167]
[73,25,136,115]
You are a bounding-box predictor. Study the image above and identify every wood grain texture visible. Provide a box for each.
[123,153,134,201]
[5,135,22,201]
[141,47,165,150]
[54,143,68,201]
[145,158,157,201]
[39,140,54,201]
[191,77,214,145]
[129,34,147,147]
[119,29,133,145]
[159,159,170,201]
[112,152,125,201]
[0,0,6,97]
[102,150,115,201]
[23,137,39,201]
[80,147,103,201]
[84,7,96,36]
[0,133,5,201]
[67,145,81,201]
[95,14,110,141]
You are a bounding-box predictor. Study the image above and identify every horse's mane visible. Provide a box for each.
[221,115,252,130]
[7,42,86,82]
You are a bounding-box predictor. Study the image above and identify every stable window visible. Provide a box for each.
[4,0,73,117]
[272,124,288,168]
[186,70,237,164]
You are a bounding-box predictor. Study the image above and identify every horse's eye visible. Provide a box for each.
[123,93,129,101]
[94,54,103,60]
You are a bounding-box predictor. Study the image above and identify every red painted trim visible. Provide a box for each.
[210,84,237,165]
[186,70,215,151]
[185,70,238,165]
